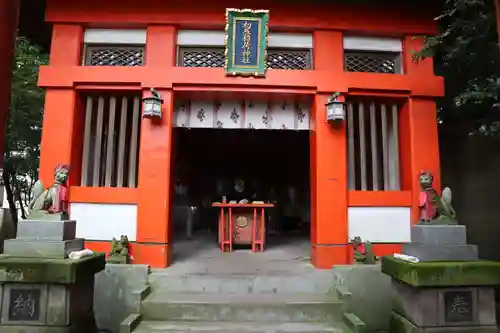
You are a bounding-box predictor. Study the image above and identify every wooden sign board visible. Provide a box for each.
[225,8,269,77]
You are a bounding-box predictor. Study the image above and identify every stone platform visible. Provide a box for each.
[381,256,500,287]
[0,219,105,332]
[4,220,84,259]
[0,254,105,331]
[382,256,500,333]
[403,224,479,262]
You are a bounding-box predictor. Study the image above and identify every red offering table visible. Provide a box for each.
[212,203,274,253]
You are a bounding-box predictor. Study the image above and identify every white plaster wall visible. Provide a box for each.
[343,36,402,52]
[348,207,411,243]
[84,29,147,44]
[177,30,313,49]
[70,203,137,241]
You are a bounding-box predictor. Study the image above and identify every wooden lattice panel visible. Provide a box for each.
[345,51,401,74]
[84,45,145,66]
[178,47,312,70]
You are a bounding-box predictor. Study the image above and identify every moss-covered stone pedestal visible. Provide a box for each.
[0,220,105,332]
[382,256,500,333]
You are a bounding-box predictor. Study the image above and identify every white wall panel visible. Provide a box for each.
[348,206,411,243]
[71,203,137,241]
[84,29,147,44]
[177,30,313,49]
[343,36,402,52]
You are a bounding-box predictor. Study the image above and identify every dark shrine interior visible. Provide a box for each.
[170,128,310,243]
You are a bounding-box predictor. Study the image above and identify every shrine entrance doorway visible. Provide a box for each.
[169,98,312,266]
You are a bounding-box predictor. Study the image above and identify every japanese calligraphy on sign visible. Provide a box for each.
[444,291,473,323]
[225,8,269,76]
[8,289,40,321]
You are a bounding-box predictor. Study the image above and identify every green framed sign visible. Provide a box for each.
[225,8,269,77]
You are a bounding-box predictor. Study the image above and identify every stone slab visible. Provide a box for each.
[119,313,141,333]
[3,239,84,259]
[411,225,467,245]
[381,256,500,287]
[389,311,498,333]
[332,265,393,332]
[0,325,79,332]
[94,264,150,333]
[17,220,76,241]
[140,291,346,322]
[392,280,496,327]
[403,244,479,262]
[132,320,352,333]
[0,253,106,284]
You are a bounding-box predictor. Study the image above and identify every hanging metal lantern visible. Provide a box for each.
[325,92,346,122]
[142,88,163,119]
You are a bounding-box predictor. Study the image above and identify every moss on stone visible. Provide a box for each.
[0,253,105,284]
[381,256,500,287]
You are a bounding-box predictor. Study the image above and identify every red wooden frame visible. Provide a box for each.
[213,203,274,253]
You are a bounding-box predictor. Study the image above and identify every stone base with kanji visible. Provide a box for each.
[0,219,105,332]
[382,256,500,333]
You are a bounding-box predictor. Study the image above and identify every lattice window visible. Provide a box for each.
[344,51,402,74]
[84,45,145,66]
[178,48,225,68]
[267,49,312,70]
[177,47,312,70]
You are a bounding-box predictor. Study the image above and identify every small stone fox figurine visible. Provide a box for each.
[352,236,377,264]
[108,235,130,264]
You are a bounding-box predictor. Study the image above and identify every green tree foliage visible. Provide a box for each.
[413,0,500,135]
[3,37,48,223]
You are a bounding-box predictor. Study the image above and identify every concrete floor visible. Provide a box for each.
[161,233,317,276]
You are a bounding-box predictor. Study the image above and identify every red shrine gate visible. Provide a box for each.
[36,0,443,268]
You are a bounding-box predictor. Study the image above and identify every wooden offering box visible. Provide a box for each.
[212,203,274,252]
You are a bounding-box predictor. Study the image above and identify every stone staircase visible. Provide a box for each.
[120,270,366,333]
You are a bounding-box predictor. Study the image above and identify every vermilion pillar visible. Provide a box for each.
[310,31,348,268]
[0,0,20,162]
[39,25,84,186]
[401,37,441,222]
[135,26,176,268]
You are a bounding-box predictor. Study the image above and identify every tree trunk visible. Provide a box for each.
[15,187,26,219]
[2,168,18,232]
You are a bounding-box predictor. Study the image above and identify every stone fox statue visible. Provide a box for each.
[108,235,130,264]
[419,170,457,224]
[27,164,70,220]
[352,236,377,264]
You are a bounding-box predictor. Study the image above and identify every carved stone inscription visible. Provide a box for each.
[444,290,473,323]
[8,288,40,321]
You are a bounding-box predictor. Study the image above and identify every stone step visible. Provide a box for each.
[3,238,84,258]
[148,272,336,294]
[132,321,351,333]
[403,243,478,262]
[141,292,346,322]
[410,224,467,245]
